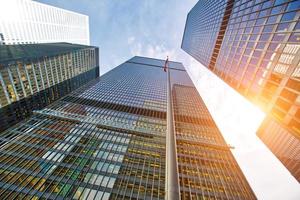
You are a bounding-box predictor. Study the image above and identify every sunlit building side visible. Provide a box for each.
[182,0,300,182]
[0,56,256,199]
[0,0,90,45]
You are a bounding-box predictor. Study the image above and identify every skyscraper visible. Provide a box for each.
[0,42,99,136]
[182,0,300,182]
[0,0,90,45]
[0,56,256,199]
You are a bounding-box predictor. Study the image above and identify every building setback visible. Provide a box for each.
[182,0,300,182]
[0,56,256,199]
[0,0,90,45]
[0,43,99,137]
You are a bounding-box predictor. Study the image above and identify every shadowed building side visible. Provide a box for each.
[257,116,300,182]
[0,43,99,139]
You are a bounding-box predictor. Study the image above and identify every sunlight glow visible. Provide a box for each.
[185,57,300,200]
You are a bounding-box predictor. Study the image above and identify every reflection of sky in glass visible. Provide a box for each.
[35,0,300,198]
[80,61,167,112]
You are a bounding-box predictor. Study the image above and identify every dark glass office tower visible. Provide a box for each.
[0,43,99,135]
[182,0,300,182]
[0,56,256,199]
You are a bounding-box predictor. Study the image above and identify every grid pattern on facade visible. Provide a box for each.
[110,134,166,200]
[128,56,186,71]
[0,43,99,134]
[172,84,256,200]
[0,49,97,108]
[182,0,300,183]
[0,0,89,45]
[184,0,300,136]
[76,61,167,112]
[257,116,300,182]
[0,115,130,199]
[0,56,255,199]
[183,0,300,122]
[0,43,91,64]
[0,57,168,199]
[181,0,229,67]
[214,0,300,133]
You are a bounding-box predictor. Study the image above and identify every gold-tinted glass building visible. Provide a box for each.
[182,0,300,182]
[0,56,256,199]
[0,43,99,136]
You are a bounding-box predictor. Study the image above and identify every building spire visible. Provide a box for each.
[164,56,169,72]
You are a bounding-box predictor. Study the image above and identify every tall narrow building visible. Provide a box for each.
[0,43,99,135]
[182,0,300,182]
[0,56,256,199]
[0,0,90,45]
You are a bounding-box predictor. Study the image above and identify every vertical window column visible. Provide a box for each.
[31,63,40,92]
[16,64,27,97]
[23,64,33,95]
[59,56,65,81]
[7,68,20,101]
[68,53,74,78]
[48,58,56,86]
[55,56,63,83]
[53,57,60,84]
[92,50,95,68]
[62,54,69,80]
[42,59,51,88]
[0,72,11,106]
[87,50,91,70]
[37,61,46,90]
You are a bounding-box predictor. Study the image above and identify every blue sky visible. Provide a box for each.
[37,0,300,199]
[39,0,193,74]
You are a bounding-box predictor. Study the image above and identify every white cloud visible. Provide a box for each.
[129,42,178,61]
[130,42,142,55]
[127,36,135,44]
[144,44,176,60]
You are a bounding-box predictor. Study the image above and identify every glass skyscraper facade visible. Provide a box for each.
[0,0,90,45]
[182,0,300,182]
[0,42,99,136]
[0,56,255,199]
[181,0,234,68]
